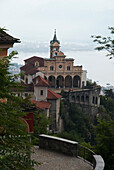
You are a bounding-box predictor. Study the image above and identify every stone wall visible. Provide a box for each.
[64,87,101,116]
[39,134,78,157]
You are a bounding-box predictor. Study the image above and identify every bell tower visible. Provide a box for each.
[50,30,60,58]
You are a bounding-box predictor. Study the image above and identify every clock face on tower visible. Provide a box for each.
[59,65,62,69]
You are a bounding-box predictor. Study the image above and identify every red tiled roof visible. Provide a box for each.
[31,100,51,110]
[24,56,44,66]
[34,76,49,87]
[47,89,62,99]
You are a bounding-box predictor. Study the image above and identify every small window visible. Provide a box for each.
[26,78,28,84]
[59,65,62,69]
[50,66,54,71]
[35,61,39,68]
[92,96,95,104]
[40,90,43,95]
[67,66,70,70]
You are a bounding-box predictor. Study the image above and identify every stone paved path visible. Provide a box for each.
[32,147,92,170]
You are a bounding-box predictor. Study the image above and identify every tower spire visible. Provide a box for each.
[53,29,57,42]
[50,29,60,44]
[50,30,60,58]
[54,29,56,35]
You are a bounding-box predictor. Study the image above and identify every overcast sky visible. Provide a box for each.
[1,0,114,41]
[1,0,114,86]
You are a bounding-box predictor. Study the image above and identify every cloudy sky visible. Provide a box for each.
[1,0,114,86]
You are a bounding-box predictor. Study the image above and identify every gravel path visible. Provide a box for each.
[32,147,92,170]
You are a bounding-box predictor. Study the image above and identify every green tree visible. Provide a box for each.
[100,90,114,120]
[0,53,37,169]
[105,89,114,99]
[94,120,114,170]
[59,102,92,143]
[92,27,114,59]
[86,80,97,88]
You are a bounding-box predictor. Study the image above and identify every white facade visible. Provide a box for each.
[82,70,87,87]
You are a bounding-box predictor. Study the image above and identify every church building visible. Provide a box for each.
[21,30,87,89]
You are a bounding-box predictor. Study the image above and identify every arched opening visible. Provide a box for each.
[65,75,72,88]
[86,95,89,103]
[44,76,47,81]
[81,95,84,102]
[96,97,98,105]
[56,75,64,88]
[92,96,95,104]
[73,75,81,88]
[72,95,75,101]
[77,95,80,102]
[48,75,55,88]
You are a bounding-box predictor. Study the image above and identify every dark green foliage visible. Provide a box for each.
[94,120,114,170]
[86,80,97,87]
[105,89,114,99]
[94,90,114,169]
[33,111,49,137]
[60,100,65,116]
[59,91,114,169]
[68,104,92,141]
[0,52,37,169]
[86,80,100,89]
[92,27,114,59]
[100,90,114,120]
[78,143,95,164]
[59,101,92,143]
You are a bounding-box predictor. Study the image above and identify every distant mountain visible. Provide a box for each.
[12,41,94,54]
[9,63,23,75]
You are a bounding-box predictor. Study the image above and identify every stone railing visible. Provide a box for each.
[39,134,105,170]
[39,134,78,157]
[93,155,105,170]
